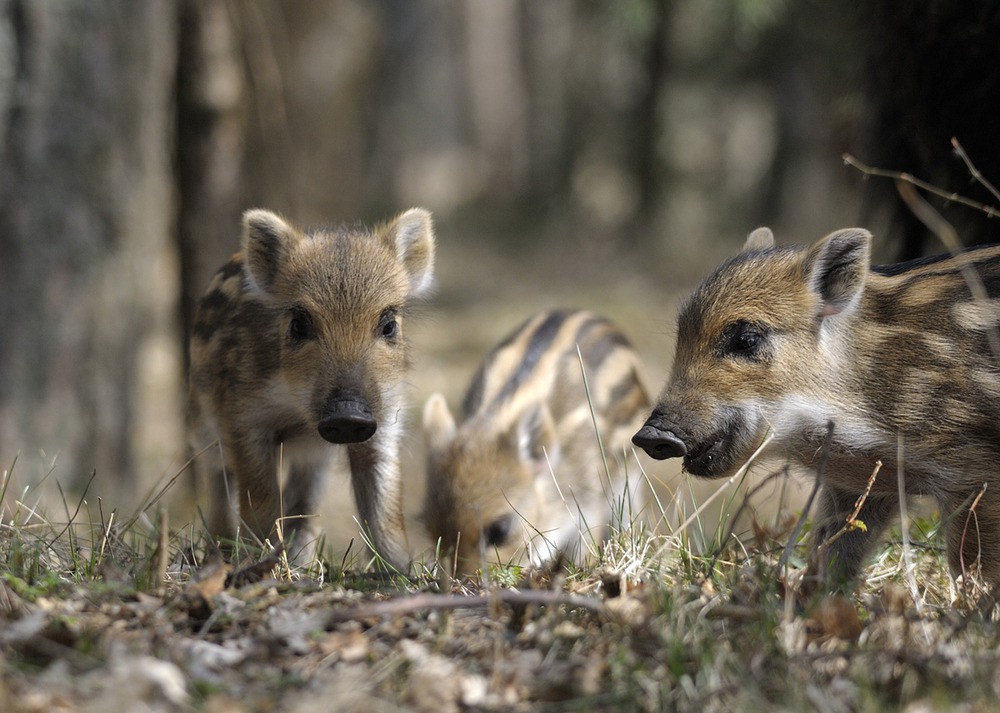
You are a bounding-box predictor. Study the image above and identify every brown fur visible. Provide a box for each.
[634,227,1000,592]
[423,309,650,573]
[188,208,435,569]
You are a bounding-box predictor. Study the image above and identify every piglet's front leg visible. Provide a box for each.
[348,428,409,572]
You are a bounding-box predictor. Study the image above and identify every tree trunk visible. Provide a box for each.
[0,0,177,500]
[175,0,246,363]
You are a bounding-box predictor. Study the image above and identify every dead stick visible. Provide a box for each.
[327,589,606,625]
[843,153,1000,219]
[821,460,882,551]
[959,482,989,598]
[951,137,1000,206]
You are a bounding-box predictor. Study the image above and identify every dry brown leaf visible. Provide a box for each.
[188,559,232,599]
[807,595,863,641]
[181,558,233,619]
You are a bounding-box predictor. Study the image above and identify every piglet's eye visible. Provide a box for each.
[483,515,513,548]
[377,309,399,341]
[736,331,761,351]
[289,307,315,342]
[719,319,768,360]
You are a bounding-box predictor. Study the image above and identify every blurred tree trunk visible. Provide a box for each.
[175,0,246,363]
[629,0,670,231]
[0,0,176,498]
[464,1,528,199]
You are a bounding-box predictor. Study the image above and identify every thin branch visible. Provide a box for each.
[327,588,606,625]
[959,482,989,600]
[843,153,1000,220]
[895,180,1000,363]
[951,137,1000,206]
[820,460,881,551]
[895,179,965,251]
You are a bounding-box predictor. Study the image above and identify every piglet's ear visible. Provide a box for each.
[242,209,300,293]
[742,227,775,252]
[805,228,872,317]
[423,393,457,454]
[512,404,560,476]
[388,208,436,297]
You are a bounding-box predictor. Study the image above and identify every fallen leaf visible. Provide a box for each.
[182,558,232,619]
[807,595,863,641]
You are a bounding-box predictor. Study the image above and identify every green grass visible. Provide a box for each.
[0,453,997,713]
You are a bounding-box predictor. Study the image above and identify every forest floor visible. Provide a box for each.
[1,494,998,713]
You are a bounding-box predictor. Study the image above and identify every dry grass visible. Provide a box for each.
[2,450,999,713]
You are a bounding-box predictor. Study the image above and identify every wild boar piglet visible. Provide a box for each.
[634,227,1000,592]
[188,208,435,569]
[424,308,650,574]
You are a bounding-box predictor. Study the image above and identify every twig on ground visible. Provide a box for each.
[228,543,285,588]
[327,588,606,625]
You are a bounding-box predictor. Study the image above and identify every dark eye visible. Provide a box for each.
[378,310,399,341]
[483,515,513,548]
[719,320,768,360]
[736,331,761,352]
[289,307,315,342]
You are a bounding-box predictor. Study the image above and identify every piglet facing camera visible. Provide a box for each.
[188,208,435,570]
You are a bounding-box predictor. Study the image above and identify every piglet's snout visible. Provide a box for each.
[632,421,687,460]
[318,397,377,444]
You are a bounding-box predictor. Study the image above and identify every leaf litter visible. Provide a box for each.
[3,512,1000,711]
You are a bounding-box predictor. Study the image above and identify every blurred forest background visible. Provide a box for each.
[0,1,997,546]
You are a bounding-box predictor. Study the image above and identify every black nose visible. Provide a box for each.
[318,401,377,443]
[632,424,687,461]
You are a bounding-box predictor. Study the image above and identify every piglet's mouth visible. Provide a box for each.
[683,433,730,477]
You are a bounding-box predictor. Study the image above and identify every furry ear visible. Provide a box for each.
[242,209,300,293]
[742,227,775,252]
[387,208,436,297]
[805,228,872,317]
[423,393,457,454]
[512,405,560,475]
